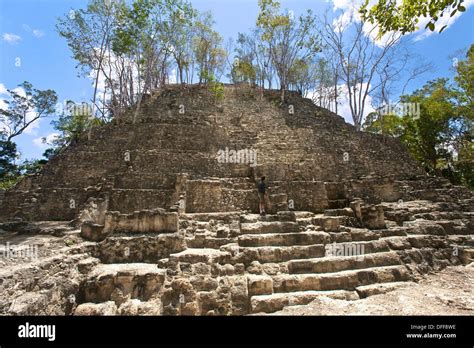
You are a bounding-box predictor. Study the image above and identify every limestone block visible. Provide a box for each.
[9,292,50,315]
[313,216,340,232]
[118,299,162,315]
[80,221,108,242]
[247,275,273,296]
[103,209,178,234]
[360,205,386,229]
[356,282,412,298]
[74,301,118,316]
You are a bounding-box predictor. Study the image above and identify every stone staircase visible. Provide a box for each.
[72,192,473,315]
[230,212,413,314]
[0,85,427,222]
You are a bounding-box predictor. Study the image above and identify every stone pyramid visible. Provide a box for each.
[0,84,472,315]
[1,84,426,221]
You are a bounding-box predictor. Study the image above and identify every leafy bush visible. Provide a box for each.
[204,73,224,102]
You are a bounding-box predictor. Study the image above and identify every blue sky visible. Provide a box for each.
[1,0,473,161]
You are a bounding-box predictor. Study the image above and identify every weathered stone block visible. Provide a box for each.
[360,205,386,229]
[81,221,108,242]
[103,209,178,234]
[74,302,118,316]
[313,216,340,232]
[247,275,273,296]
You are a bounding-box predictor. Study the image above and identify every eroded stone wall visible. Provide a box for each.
[103,209,179,234]
[0,85,425,221]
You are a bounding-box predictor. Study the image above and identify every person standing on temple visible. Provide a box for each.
[258,176,268,216]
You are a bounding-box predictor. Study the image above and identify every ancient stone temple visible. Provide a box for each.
[0,84,472,315]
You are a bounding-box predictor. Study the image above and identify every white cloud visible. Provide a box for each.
[331,0,398,47]
[21,24,45,38]
[3,33,21,44]
[12,86,26,98]
[0,86,40,136]
[23,111,41,136]
[87,48,141,109]
[338,83,375,125]
[32,29,45,38]
[0,83,7,95]
[308,83,375,125]
[0,84,8,133]
[33,133,59,149]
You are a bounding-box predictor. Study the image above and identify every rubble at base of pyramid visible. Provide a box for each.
[0,85,472,315]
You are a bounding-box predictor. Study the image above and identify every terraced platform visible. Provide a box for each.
[47,193,469,315]
[0,85,472,316]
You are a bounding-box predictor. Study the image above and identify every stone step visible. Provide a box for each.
[329,231,352,243]
[383,236,413,250]
[288,251,402,274]
[460,248,474,264]
[234,245,326,264]
[240,221,300,235]
[182,212,241,223]
[324,208,354,217]
[312,216,340,232]
[240,211,296,223]
[409,188,472,201]
[169,248,231,264]
[328,199,349,209]
[238,231,331,247]
[447,235,474,247]
[325,239,390,255]
[435,220,471,235]
[296,217,315,228]
[271,265,411,293]
[413,212,467,221]
[250,289,359,314]
[186,237,235,249]
[293,211,316,219]
[403,220,447,235]
[96,233,186,263]
[377,227,411,237]
[405,235,448,249]
[356,281,414,298]
[82,263,166,304]
[349,228,380,241]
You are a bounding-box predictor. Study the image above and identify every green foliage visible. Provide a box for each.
[193,11,227,84]
[364,45,474,190]
[0,138,18,182]
[363,112,404,137]
[0,81,58,142]
[19,159,48,175]
[399,79,455,172]
[0,138,48,190]
[256,0,320,101]
[0,177,21,190]
[50,101,103,152]
[57,0,119,75]
[205,74,225,102]
[0,81,58,189]
[360,0,466,38]
[287,59,309,87]
[0,99,103,189]
[64,239,76,246]
[257,0,290,37]
[231,59,257,85]
[451,45,474,188]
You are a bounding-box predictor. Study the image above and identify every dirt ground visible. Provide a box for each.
[271,264,474,315]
